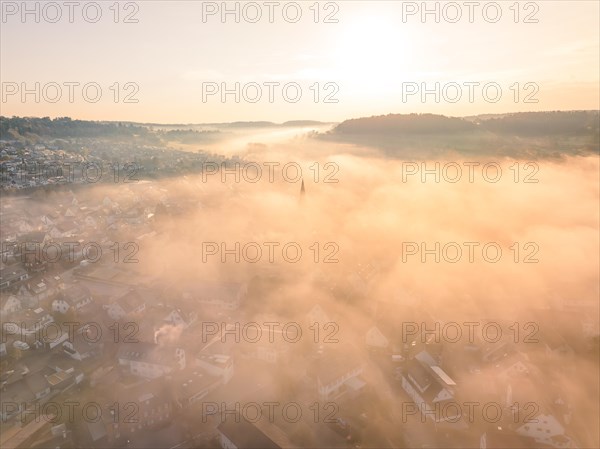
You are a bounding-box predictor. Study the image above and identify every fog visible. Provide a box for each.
[1,126,598,448]
[134,134,600,315]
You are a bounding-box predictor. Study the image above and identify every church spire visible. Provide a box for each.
[299,179,306,204]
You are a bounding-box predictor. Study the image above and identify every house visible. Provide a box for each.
[39,327,70,350]
[241,327,290,365]
[62,333,104,361]
[1,377,34,421]
[311,345,365,401]
[63,208,76,218]
[120,206,145,225]
[4,307,54,336]
[92,383,173,444]
[170,366,221,407]
[49,220,79,239]
[46,354,79,375]
[163,306,197,329]
[24,371,51,400]
[17,231,50,250]
[104,289,146,321]
[217,418,281,449]
[41,215,55,227]
[0,294,22,317]
[83,215,98,229]
[45,368,84,391]
[495,352,532,381]
[0,265,29,290]
[16,279,55,308]
[480,339,515,364]
[0,370,51,421]
[117,342,185,379]
[52,284,93,314]
[400,350,460,423]
[516,414,575,448]
[196,352,234,384]
[16,232,51,272]
[183,282,247,310]
[78,304,127,344]
[508,378,575,448]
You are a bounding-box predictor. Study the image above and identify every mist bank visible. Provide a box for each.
[1,128,598,447]
[4,111,600,161]
[0,116,332,145]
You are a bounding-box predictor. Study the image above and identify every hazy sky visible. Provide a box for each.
[1,0,599,123]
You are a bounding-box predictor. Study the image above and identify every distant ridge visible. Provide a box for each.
[332,113,477,135]
[0,116,331,142]
[328,111,599,137]
[319,111,600,158]
[137,120,331,128]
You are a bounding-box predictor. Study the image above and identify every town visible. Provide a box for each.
[1,136,598,449]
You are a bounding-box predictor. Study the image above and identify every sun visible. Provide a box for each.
[332,13,414,93]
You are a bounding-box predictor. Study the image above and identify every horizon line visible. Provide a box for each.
[1,109,599,128]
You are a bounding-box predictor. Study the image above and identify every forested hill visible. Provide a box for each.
[320,111,600,158]
[474,111,599,136]
[329,111,599,137]
[0,117,218,145]
[0,116,154,140]
[333,113,478,135]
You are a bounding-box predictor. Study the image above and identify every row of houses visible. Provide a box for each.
[362,301,589,448]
